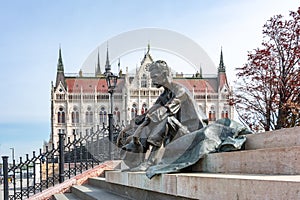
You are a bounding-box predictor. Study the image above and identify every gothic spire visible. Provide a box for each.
[105,45,111,74]
[95,49,102,76]
[218,47,226,73]
[199,65,203,78]
[55,46,66,88]
[147,41,150,54]
[140,43,153,66]
[57,46,64,72]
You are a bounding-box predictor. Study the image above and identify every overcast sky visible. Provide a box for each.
[0,0,298,159]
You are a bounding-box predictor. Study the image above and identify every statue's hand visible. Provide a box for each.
[147,106,168,123]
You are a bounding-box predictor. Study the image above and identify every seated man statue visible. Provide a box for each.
[120,60,208,171]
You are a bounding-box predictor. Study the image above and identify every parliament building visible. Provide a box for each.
[49,45,233,148]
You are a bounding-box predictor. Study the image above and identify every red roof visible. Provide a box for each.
[65,77,215,94]
[66,78,124,93]
[174,79,215,93]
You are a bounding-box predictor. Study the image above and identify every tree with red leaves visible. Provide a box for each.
[234,7,300,132]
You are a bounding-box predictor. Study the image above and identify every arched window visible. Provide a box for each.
[71,107,80,124]
[99,107,107,125]
[57,107,65,124]
[141,74,147,87]
[85,107,93,124]
[114,107,121,123]
[225,111,229,118]
[141,103,148,115]
[222,107,229,118]
[209,106,216,121]
[131,103,138,119]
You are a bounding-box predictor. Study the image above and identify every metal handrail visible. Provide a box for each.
[1,125,121,200]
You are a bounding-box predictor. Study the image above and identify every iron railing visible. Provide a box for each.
[1,124,121,200]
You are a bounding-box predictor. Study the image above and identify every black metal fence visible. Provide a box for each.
[1,124,121,200]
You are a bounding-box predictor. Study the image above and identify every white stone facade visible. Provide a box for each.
[49,48,233,148]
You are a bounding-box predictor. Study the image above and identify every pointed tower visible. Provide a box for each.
[218,47,226,73]
[218,47,228,90]
[95,49,102,77]
[55,47,66,88]
[199,65,203,79]
[140,42,153,66]
[118,58,123,77]
[147,41,150,54]
[104,46,111,75]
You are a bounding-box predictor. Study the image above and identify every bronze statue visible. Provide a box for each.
[118,60,251,178]
[120,60,207,170]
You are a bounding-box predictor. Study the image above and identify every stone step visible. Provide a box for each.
[105,171,300,199]
[245,126,300,150]
[70,184,131,200]
[53,193,81,200]
[176,173,300,200]
[191,145,300,174]
[88,177,188,200]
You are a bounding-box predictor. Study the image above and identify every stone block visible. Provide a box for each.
[128,172,177,195]
[176,173,300,200]
[192,146,300,175]
[245,126,300,150]
[105,171,177,196]
[105,170,128,185]
[105,171,300,199]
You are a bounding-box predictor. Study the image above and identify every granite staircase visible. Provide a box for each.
[53,127,300,200]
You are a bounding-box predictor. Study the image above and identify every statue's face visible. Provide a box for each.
[150,67,167,88]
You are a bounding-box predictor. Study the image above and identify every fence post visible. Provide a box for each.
[2,156,9,200]
[108,113,113,160]
[58,129,65,183]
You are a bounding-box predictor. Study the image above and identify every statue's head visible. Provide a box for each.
[149,60,172,88]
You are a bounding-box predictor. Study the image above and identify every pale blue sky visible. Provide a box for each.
[0,0,298,160]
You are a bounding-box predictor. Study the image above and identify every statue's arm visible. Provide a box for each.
[164,98,181,114]
[164,87,186,114]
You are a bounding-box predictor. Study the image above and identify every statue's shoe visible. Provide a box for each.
[129,161,152,172]
[122,139,144,153]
